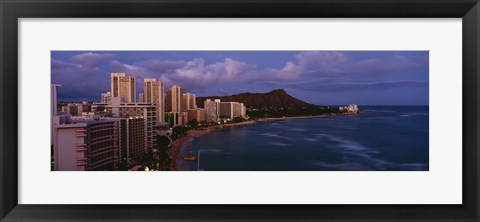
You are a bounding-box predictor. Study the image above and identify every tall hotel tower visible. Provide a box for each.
[182,93,196,110]
[144,78,165,123]
[166,85,183,113]
[111,73,136,103]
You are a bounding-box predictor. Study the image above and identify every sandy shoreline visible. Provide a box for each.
[170,114,335,171]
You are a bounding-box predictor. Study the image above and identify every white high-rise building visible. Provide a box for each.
[111,73,136,103]
[204,99,221,123]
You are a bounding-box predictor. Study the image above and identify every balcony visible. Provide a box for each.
[75,162,86,166]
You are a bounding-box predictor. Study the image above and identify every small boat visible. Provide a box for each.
[184,144,197,161]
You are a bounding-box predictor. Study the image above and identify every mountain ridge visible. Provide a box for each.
[196,89,316,108]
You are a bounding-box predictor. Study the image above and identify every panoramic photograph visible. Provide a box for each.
[51,51,429,171]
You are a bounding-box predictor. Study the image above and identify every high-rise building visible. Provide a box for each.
[219,102,234,119]
[240,103,247,118]
[103,97,157,153]
[182,93,196,110]
[111,73,136,103]
[51,84,61,145]
[53,119,119,171]
[103,117,145,165]
[165,85,183,113]
[138,93,144,103]
[204,99,221,123]
[232,102,242,118]
[144,78,165,123]
[101,92,112,103]
[216,101,247,120]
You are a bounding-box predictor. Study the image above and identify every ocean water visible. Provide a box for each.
[178,106,429,171]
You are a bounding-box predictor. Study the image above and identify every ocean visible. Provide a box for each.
[178,106,429,171]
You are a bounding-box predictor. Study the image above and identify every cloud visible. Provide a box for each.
[70,52,114,68]
[52,51,429,100]
[52,58,110,101]
[109,60,149,78]
[136,59,187,74]
[295,51,349,66]
[288,80,428,92]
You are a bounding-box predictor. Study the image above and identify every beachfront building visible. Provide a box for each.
[204,99,221,123]
[219,102,234,119]
[240,103,247,118]
[101,92,112,103]
[53,117,119,171]
[111,73,136,103]
[218,101,246,119]
[187,108,206,122]
[182,93,196,110]
[144,78,165,123]
[165,85,183,113]
[138,93,144,103]
[179,112,189,126]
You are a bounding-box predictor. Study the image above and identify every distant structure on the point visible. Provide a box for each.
[339,104,359,114]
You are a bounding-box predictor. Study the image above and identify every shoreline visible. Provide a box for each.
[170,114,336,171]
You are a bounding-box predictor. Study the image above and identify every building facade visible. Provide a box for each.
[187,108,206,122]
[101,92,112,103]
[182,93,196,111]
[51,84,61,145]
[103,98,157,153]
[104,117,145,165]
[165,85,183,113]
[144,78,165,123]
[53,119,119,171]
[111,73,136,103]
[204,99,220,123]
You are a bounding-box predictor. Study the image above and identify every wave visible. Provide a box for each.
[362,109,397,113]
[260,132,281,138]
[310,133,427,171]
[269,142,289,147]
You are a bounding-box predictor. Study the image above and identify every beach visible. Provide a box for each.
[170,120,257,170]
[170,115,334,170]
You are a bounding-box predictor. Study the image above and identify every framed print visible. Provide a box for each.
[1,0,479,221]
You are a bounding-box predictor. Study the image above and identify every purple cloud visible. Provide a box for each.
[288,80,428,92]
[70,52,114,68]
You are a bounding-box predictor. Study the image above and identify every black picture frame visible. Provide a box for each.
[1,0,479,221]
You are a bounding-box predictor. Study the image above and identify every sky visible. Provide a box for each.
[51,51,429,105]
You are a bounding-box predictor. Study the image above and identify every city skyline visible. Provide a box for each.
[52,51,429,105]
